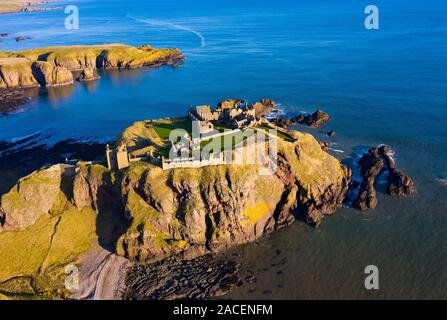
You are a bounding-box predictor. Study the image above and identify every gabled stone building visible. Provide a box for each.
[106,143,130,170]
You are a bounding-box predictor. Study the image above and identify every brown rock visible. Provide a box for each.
[294,114,306,124]
[76,68,101,82]
[306,110,330,127]
[252,98,276,117]
[388,168,415,196]
[0,165,63,230]
[270,117,293,129]
[353,146,415,211]
[31,61,74,87]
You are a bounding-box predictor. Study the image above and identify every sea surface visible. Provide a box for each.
[1,0,447,299]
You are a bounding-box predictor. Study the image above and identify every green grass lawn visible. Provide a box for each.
[150,118,192,140]
[149,119,291,159]
[201,130,256,152]
[148,118,193,158]
[211,122,235,132]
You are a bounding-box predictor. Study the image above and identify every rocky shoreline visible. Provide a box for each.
[124,253,242,300]
[0,102,417,299]
[0,1,61,15]
[0,44,184,111]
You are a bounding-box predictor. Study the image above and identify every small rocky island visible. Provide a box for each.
[0,99,414,300]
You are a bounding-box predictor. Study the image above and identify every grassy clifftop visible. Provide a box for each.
[0,121,350,299]
[0,44,183,89]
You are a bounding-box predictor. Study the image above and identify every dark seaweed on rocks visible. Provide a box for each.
[0,138,106,173]
[0,88,38,114]
[123,254,241,300]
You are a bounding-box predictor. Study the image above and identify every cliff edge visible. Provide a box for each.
[0,122,350,299]
[0,44,183,89]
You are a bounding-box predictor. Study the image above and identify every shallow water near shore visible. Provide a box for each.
[1,0,447,299]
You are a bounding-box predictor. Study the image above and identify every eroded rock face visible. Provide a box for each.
[0,59,73,89]
[253,98,276,117]
[305,110,330,127]
[388,168,415,196]
[217,99,244,110]
[270,117,293,129]
[0,59,39,89]
[353,146,415,211]
[0,165,63,230]
[292,110,330,128]
[31,61,73,87]
[0,44,184,90]
[0,125,351,264]
[76,68,100,82]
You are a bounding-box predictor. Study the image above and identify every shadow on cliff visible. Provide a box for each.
[94,172,130,252]
[58,169,130,253]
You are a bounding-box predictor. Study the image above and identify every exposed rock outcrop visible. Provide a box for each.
[0,59,73,88]
[353,146,415,211]
[0,87,38,113]
[388,168,415,196]
[0,165,63,230]
[15,36,31,42]
[217,99,244,110]
[0,58,39,88]
[253,98,276,117]
[0,121,351,298]
[0,44,184,90]
[294,110,330,127]
[124,254,241,300]
[76,68,100,82]
[269,110,331,130]
[270,117,293,129]
[31,61,74,87]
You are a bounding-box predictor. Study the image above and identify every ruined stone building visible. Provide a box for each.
[189,101,259,133]
[106,143,130,170]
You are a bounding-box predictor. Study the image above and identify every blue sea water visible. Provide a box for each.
[1,0,447,299]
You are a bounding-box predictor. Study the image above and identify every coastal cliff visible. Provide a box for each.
[0,1,60,15]
[0,44,183,89]
[0,121,350,298]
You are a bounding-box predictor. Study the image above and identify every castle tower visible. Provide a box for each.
[106,143,130,170]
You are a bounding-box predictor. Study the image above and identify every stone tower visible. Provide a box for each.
[106,143,130,170]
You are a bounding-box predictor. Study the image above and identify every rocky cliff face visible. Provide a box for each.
[0,165,63,230]
[0,59,39,88]
[0,44,184,89]
[0,59,73,89]
[1,128,350,262]
[0,124,350,298]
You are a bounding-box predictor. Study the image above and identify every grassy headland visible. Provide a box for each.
[0,44,183,89]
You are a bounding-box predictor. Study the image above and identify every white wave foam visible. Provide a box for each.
[127,14,206,49]
[329,148,344,154]
[4,131,41,144]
